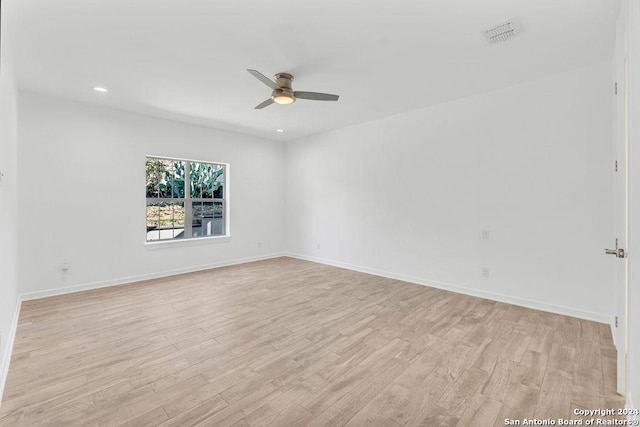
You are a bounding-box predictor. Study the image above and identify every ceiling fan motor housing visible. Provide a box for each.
[274,73,294,88]
[271,73,296,104]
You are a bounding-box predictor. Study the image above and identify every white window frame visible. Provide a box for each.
[145,155,230,244]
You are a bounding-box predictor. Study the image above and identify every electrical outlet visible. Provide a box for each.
[482,268,490,278]
[61,262,69,273]
[316,243,321,250]
[482,230,490,240]
[257,242,262,248]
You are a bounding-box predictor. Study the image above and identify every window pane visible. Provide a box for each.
[158,168,171,197]
[201,163,213,198]
[190,162,202,198]
[169,161,185,198]
[172,202,185,239]
[146,201,160,241]
[213,165,224,199]
[191,201,201,237]
[157,202,172,240]
[159,202,171,236]
[213,201,224,235]
[146,201,159,228]
[154,159,170,197]
[145,158,166,197]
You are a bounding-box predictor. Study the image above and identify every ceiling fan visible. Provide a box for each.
[247,69,339,109]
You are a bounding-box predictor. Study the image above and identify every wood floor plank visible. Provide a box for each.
[0,257,624,426]
[305,392,361,427]
[480,357,518,402]
[514,349,548,388]
[242,394,302,427]
[156,394,229,427]
[437,367,490,417]
[502,381,539,414]
[390,369,453,426]
[456,394,501,427]
[264,404,313,427]
[533,371,573,420]
[110,406,169,427]
[345,382,411,426]
[547,343,576,380]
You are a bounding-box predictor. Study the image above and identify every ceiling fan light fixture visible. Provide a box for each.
[273,94,295,105]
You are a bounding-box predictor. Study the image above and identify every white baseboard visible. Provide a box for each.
[0,298,21,406]
[286,253,612,325]
[21,252,286,301]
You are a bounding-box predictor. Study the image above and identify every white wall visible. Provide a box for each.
[626,0,640,414]
[0,0,20,401]
[17,92,285,297]
[285,61,614,323]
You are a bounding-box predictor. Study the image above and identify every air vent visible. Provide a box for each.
[483,20,521,45]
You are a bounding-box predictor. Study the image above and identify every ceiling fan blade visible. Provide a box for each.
[254,98,274,109]
[247,69,278,90]
[294,91,339,101]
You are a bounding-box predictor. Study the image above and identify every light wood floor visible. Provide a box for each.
[0,257,625,426]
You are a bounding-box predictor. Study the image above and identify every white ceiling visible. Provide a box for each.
[10,0,620,141]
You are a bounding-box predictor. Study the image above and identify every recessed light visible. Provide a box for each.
[93,87,109,93]
[276,129,284,133]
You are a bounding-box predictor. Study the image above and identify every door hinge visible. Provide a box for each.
[604,238,627,258]
[615,82,618,95]
[615,316,619,328]
[615,160,618,172]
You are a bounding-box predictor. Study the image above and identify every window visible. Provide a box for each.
[145,156,227,242]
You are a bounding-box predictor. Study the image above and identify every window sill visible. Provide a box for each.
[144,235,231,250]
